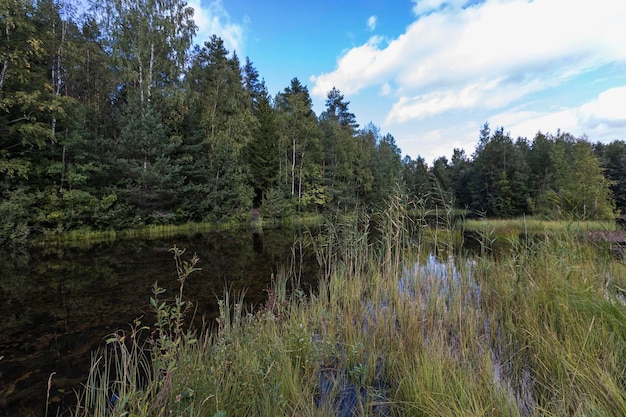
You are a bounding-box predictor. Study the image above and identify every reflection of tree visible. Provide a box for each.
[1,228,322,415]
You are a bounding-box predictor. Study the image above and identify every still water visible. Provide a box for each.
[0,227,319,416]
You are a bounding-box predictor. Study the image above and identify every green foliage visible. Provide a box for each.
[244,85,279,205]
[595,140,626,212]
[469,125,529,217]
[113,98,184,212]
[182,37,255,221]
[261,187,296,219]
[1,0,623,244]
[276,78,323,209]
[0,188,33,246]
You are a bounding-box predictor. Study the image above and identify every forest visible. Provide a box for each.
[2,0,626,247]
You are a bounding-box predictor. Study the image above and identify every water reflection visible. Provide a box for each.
[0,227,318,416]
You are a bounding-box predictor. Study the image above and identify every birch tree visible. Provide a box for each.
[93,0,196,106]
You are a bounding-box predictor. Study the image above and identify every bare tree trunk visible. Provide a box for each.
[148,41,154,102]
[138,57,144,105]
[60,144,66,192]
[51,19,66,144]
[0,57,8,92]
[0,16,10,92]
[298,149,305,209]
[291,136,296,196]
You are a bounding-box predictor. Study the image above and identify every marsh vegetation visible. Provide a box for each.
[71,204,626,417]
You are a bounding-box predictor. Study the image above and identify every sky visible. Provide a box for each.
[187,0,626,163]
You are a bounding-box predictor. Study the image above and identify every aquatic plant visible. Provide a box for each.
[73,203,626,416]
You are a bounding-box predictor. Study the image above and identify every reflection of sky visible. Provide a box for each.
[398,254,479,308]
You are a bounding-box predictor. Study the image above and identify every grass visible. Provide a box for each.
[40,213,326,248]
[71,205,626,416]
[463,217,618,234]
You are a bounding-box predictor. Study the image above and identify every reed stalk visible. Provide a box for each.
[73,203,626,416]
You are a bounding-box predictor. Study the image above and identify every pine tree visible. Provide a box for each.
[182,36,255,220]
[275,78,322,210]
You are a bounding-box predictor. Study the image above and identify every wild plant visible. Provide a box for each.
[73,209,626,416]
[73,245,200,416]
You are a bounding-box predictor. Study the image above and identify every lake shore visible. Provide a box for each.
[71,214,626,416]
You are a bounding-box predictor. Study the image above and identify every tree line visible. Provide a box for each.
[2,0,625,246]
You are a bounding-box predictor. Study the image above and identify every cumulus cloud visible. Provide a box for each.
[578,86,626,129]
[367,15,377,31]
[489,85,626,142]
[312,0,626,126]
[187,0,247,54]
[412,0,473,16]
[311,35,391,96]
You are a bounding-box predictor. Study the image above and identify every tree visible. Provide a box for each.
[595,140,626,213]
[319,87,365,209]
[243,71,279,206]
[93,0,196,107]
[431,156,451,194]
[370,130,403,206]
[469,126,528,217]
[449,148,473,210]
[0,0,83,238]
[526,132,556,215]
[322,86,358,129]
[275,78,322,210]
[113,97,183,212]
[182,36,255,220]
[403,155,432,201]
[557,138,615,219]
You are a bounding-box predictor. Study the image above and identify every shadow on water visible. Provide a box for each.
[0,227,318,416]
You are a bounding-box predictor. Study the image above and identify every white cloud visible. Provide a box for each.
[488,85,626,141]
[412,0,472,16]
[311,36,390,96]
[187,0,246,54]
[312,0,626,125]
[578,86,626,128]
[398,84,626,162]
[367,15,377,31]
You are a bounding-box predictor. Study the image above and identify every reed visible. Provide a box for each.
[73,204,626,416]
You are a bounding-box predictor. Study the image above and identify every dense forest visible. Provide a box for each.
[2,0,625,246]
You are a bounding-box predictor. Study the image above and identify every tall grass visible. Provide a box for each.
[73,201,626,416]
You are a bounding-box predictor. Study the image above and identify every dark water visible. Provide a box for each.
[0,227,318,416]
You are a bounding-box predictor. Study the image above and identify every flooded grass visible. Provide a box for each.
[464,217,618,235]
[40,214,326,249]
[73,210,626,416]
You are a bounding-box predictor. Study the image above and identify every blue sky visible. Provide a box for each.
[188,0,626,163]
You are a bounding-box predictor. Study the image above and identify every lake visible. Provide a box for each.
[0,226,319,416]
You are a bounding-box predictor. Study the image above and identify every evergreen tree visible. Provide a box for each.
[470,126,528,217]
[319,87,364,209]
[275,78,322,210]
[183,36,255,220]
[244,82,279,206]
[403,155,432,201]
[449,148,472,210]
[113,97,182,213]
